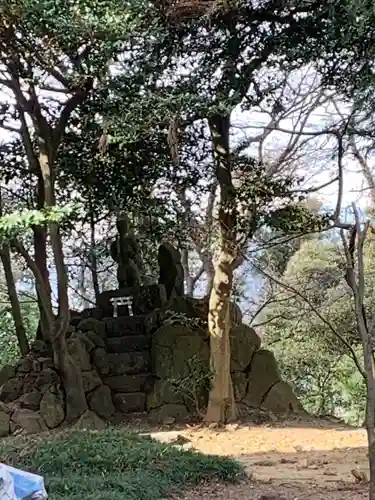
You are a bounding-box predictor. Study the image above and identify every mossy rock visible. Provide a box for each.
[243,349,281,408]
[147,380,184,410]
[149,403,190,423]
[262,381,305,415]
[230,324,261,372]
[166,296,242,326]
[152,325,210,380]
[231,371,248,402]
[0,365,16,387]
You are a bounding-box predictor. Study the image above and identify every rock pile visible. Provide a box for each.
[0,286,304,436]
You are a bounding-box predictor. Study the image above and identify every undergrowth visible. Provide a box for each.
[0,428,243,500]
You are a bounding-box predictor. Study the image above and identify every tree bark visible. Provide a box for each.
[33,174,52,342]
[205,113,237,423]
[204,257,215,297]
[341,214,375,499]
[181,248,194,296]
[0,244,30,356]
[0,188,29,355]
[39,148,87,421]
[89,211,100,304]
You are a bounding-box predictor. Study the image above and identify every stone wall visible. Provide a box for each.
[0,287,304,435]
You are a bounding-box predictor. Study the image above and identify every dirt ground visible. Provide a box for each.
[150,418,371,499]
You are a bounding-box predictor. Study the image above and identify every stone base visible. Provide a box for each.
[98,285,167,317]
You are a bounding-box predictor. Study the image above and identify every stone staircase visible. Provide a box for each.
[100,315,154,414]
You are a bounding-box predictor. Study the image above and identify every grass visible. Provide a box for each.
[0,428,244,500]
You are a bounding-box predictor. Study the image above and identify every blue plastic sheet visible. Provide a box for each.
[0,464,47,500]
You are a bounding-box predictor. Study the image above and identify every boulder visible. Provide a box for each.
[243,349,281,408]
[82,370,102,393]
[231,372,248,402]
[113,392,146,413]
[262,381,305,415]
[67,336,92,371]
[16,356,34,374]
[73,410,106,430]
[11,408,47,434]
[70,332,95,354]
[0,378,23,403]
[166,296,242,326]
[107,352,150,376]
[104,316,146,338]
[92,348,110,375]
[98,285,167,317]
[40,387,65,429]
[147,380,183,410]
[152,325,210,380]
[37,357,54,371]
[106,335,149,353]
[34,368,60,390]
[87,385,115,420]
[77,318,106,338]
[105,374,152,393]
[19,391,42,411]
[0,409,9,437]
[150,325,210,414]
[81,307,103,320]
[0,365,16,387]
[85,331,106,349]
[230,325,261,372]
[30,340,49,357]
[149,404,189,423]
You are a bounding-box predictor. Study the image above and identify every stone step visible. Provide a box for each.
[113,392,146,413]
[106,352,150,376]
[106,335,150,353]
[105,374,153,393]
[104,316,147,338]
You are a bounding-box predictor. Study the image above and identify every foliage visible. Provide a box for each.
[162,310,207,330]
[261,236,369,423]
[169,354,214,416]
[0,428,243,500]
[0,205,80,243]
[0,299,38,366]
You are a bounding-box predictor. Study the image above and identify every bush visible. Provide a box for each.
[0,428,244,500]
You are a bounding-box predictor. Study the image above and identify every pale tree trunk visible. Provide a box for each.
[205,113,236,424]
[89,211,100,304]
[341,209,375,498]
[33,223,51,342]
[0,245,30,356]
[0,188,29,355]
[204,257,214,297]
[21,113,51,342]
[39,148,87,421]
[181,249,194,296]
[3,30,92,421]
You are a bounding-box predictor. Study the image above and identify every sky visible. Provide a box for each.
[0,63,373,314]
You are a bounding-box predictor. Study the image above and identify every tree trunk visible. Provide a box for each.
[205,251,236,422]
[39,149,87,421]
[33,174,52,342]
[0,244,30,356]
[89,212,100,304]
[181,248,194,296]
[204,257,215,297]
[52,327,87,421]
[205,113,237,424]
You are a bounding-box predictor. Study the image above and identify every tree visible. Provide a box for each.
[340,205,375,499]
[0,0,152,421]
[259,235,366,420]
[108,0,334,423]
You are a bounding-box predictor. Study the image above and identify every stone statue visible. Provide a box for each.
[158,241,184,299]
[110,212,142,288]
